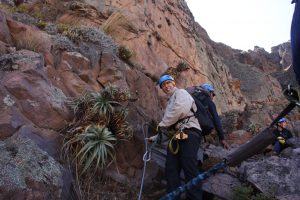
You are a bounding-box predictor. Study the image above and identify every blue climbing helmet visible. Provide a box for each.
[201,83,215,93]
[158,75,175,88]
[278,118,287,123]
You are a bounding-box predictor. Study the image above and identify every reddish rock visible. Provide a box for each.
[16,125,63,159]
[57,57,94,96]
[60,51,101,91]
[0,10,13,45]
[0,107,30,140]
[0,1,298,198]
[2,50,71,129]
[227,130,253,145]
[57,1,106,28]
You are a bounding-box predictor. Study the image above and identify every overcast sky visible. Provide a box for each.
[185,0,295,52]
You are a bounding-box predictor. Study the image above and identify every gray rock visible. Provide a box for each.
[203,173,241,200]
[0,135,64,200]
[239,148,300,199]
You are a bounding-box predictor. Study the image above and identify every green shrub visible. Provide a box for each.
[232,184,276,200]
[36,20,48,29]
[32,11,42,19]
[117,45,132,61]
[232,185,253,200]
[57,23,70,34]
[12,4,27,13]
[176,60,189,72]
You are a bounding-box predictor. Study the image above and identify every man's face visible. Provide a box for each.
[161,80,175,94]
[279,121,288,128]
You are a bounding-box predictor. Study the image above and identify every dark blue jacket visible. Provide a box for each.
[273,128,293,140]
[291,0,300,85]
[197,92,225,140]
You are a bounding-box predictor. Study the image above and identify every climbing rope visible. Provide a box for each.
[159,161,227,200]
[138,122,160,200]
[138,122,150,200]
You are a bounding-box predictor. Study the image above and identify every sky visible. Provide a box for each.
[185,0,295,52]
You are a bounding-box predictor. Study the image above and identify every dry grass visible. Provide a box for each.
[12,30,51,53]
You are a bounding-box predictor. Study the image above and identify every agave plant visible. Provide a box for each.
[65,125,117,174]
[67,92,93,120]
[109,109,133,139]
[101,84,119,99]
[102,84,132,102]
[114,89,131,102]
[89,92,120,120]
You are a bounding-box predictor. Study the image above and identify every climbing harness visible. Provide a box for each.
[159,85,300,200]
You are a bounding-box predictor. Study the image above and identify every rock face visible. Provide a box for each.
[98,0,246,113]
[0,135,64,200]
[0,0,299,199]
[239,144,300,200]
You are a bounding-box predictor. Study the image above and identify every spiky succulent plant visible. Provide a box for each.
[102,84,131,102]
[108,109,133,139]
[65,125,117,174]
[89,92,120,119]
[67,92,93,120]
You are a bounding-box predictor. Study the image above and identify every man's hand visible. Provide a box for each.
[148,135,158,143]
[220,139,230,149]
[147,126,168,144]
[147,133,163,144]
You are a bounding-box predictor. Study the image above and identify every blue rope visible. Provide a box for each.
[159,161,227,200]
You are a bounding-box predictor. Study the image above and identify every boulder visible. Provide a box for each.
[1,50,71,130]
[0,135,64,200]
[239,146,300,199]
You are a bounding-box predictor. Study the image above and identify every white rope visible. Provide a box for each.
[138,123,150,200]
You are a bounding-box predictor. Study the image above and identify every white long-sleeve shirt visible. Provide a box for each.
[158,87,201,131]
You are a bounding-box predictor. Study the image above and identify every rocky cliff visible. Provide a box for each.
[0,0,299,199]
